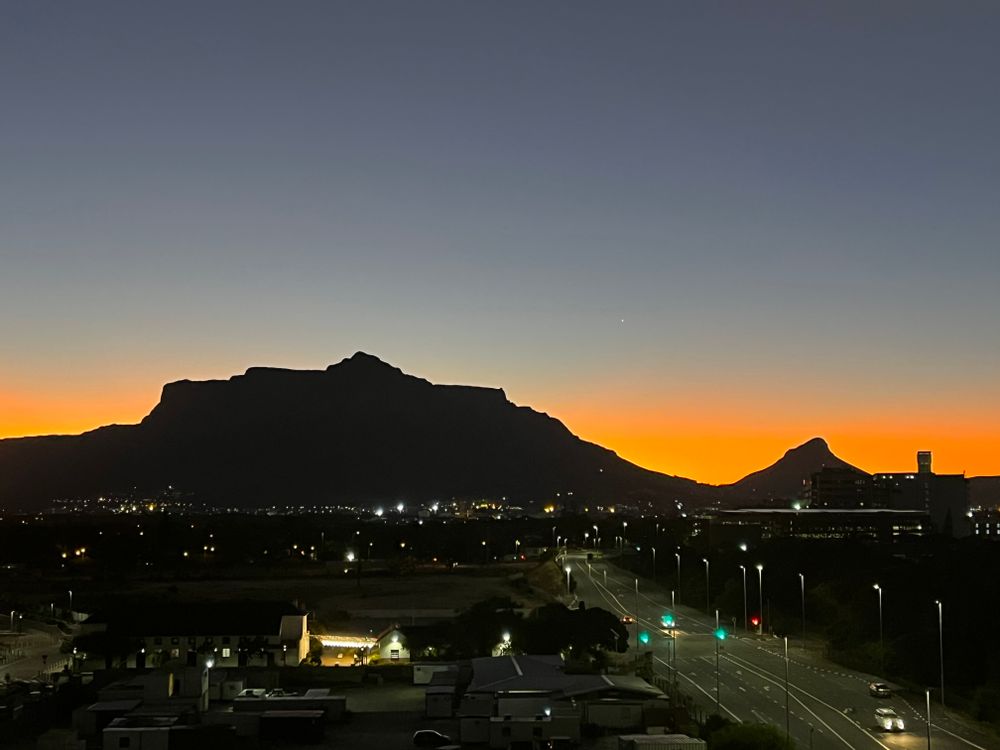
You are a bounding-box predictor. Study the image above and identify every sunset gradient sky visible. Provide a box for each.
[2,2,999,483]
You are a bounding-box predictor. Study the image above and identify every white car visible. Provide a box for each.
[875,707,905,732]
[868,681,892,698]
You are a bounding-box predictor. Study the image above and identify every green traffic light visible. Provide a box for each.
[661,614,675,627]
[714,628,727,640]
[639,630,650,645]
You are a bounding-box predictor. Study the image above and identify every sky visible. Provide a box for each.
[2,1,999,483]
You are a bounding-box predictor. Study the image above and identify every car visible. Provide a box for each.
[412,730,453,748]
[236,688,266,698]
[266,688,296,698]
[868,682,892,697]
[621,615,636,624]
[875,707,905,732]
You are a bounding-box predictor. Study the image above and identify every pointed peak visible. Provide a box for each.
[791,437,829,452]
[329,351,398,372]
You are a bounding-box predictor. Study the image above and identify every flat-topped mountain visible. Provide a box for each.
[0,353,704,510]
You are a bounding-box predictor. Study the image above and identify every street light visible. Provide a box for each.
[564,565,572,593]
[935,600,945,706]
[874,584,884,673]
[702,558,711,613]
[756,565,764,635]
[651,546,656,581]
[68,589,73,614]
[738,566,748,632]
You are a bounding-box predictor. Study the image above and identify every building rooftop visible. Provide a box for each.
[467,655,662,700]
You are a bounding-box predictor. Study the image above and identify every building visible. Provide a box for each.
[807,467,873,509]
[78,601,309,670]
[457,654,665,745]
[970,507,1000,540]
[872,451,969,536]
[698,508,929,546]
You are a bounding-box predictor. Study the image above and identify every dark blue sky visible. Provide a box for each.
[2,1,999,480]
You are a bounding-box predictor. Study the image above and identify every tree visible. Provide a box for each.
[709,723,794,750]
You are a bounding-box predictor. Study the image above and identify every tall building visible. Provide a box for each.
[872,451,969,537]
[807,467,873,509]
[917,450,933,474]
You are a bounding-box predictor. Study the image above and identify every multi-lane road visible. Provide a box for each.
[567,552,994,750]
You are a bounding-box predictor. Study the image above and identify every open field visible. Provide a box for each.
[5,562,564,631]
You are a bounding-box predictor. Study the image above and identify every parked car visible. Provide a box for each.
[266,688,296,698]
[236,688,266,698]
[875,707,905,732]
[868,682,892,697]
[412,729,453,748]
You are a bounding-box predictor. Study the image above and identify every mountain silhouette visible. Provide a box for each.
[721,437,865,502]
[0,352,706,510]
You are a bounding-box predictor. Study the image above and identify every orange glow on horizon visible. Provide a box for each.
[3,381,999,484]
[0,389,157,440]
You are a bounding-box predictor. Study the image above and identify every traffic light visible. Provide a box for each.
[750,616,760,627]
[661,613,675,628]
[639,630,650,645]
[714,627,727,640]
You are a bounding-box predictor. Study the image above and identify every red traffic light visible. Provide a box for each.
[750,616,760,626]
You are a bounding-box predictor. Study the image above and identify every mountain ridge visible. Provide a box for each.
[1,353,973,511]
[0,352,705,511]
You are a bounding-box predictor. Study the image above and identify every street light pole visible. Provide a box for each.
[936,600,945,706]
[564,565,572,594]
[702,558,711,614]
[715,634,721,714]
[739,565,748,632]
[675,553,682,605]
[756,565,764,635]
[651,546,656,581]
[874,584,884,673]
[925,687,932,749]
[799,573,806,647]
[784,636,791,741]
[635,578,640,656]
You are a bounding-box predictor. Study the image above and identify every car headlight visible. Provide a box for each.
[896,720,905,730]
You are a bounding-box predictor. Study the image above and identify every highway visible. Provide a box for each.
[567,553,994,750]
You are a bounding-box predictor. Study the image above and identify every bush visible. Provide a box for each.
[709,722,794,750]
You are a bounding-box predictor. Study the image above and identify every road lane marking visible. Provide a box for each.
[724,652,891,750]
[654,655,742,724]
